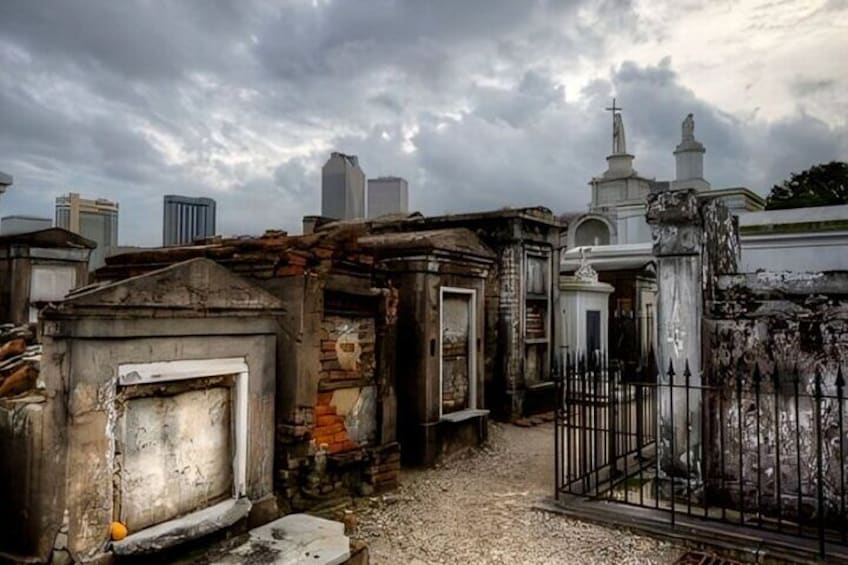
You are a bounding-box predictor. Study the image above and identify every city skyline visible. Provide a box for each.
[0,1,845,246]
[55,192,119,269]
[163,194,217,246]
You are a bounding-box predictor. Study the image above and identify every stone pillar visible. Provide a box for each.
[646,189,703,482]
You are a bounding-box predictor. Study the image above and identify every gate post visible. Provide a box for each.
[646,189,703,488]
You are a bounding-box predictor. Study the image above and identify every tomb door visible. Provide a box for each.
[586,309,601,360]
[440,288,477,416]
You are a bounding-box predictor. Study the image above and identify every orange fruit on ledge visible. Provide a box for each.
[110,521,128,541]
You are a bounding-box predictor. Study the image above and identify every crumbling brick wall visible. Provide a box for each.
[705,272,848,527]
[91,227,401,520]
[319,315,376,388]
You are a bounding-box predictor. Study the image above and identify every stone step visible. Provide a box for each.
[211,513,351,565]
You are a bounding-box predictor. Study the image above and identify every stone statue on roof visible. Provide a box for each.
[575,247,598,282]
[613,113,627,154]
[682,113,695,142]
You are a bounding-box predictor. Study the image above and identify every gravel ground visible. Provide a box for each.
[353,422,684,565]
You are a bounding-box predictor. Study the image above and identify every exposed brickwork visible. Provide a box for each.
[364,443,400,492]
[312,392,357,454]
[319,316,376,386]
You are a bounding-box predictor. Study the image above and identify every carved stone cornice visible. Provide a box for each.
[646,189,702,256]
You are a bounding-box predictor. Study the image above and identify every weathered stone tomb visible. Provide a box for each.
[0,258,282,562]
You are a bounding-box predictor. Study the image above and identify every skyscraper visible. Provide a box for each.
[162,195,216,246]
[55,192,118,269]
[321,152,365,220]
[367,176,409,218]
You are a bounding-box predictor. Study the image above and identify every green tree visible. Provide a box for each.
[765,161,848,210]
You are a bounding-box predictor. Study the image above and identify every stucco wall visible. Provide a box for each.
[46,330,276,561]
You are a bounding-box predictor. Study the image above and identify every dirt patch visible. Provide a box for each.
[353,422,684,564]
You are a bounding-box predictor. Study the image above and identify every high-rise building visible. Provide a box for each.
[55,192,118,269]
[1,215,52,235]
[162,195,216,246]
[321,152,365,220]
[367,176,409,218]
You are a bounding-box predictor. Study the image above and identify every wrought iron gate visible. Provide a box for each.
[553,354,848,558]
[553,353,657,499]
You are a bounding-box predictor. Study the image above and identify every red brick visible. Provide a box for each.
[314,405,336,417]
[275,265,304,277]
[318,422,344,435]
[316,414,343,427]
[326,441,341,453]
[316,392,333,406]
[332,431,347,442]
[287,252,309,266]
[370,470,397,483]
[313,433,333,446]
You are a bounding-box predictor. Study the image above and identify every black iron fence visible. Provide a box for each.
[553,354,848,558]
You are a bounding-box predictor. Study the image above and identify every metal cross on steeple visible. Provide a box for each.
[605,97,623,154]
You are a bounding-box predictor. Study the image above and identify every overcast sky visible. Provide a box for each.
[1,0,846,246]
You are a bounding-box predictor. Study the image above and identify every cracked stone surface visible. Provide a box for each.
[211,514,350,565]
[352,422,684,564]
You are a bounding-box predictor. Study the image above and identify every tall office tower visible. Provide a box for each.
[1,215,52,235]
[321,152,365,220]
[55,192,119,269]
[367,176,409,218]
[162,195,216,246]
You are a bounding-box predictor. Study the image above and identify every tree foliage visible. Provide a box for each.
[765,161,848,210]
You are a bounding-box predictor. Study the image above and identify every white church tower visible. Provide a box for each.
[587,100,654,244]
[671,113,710,191]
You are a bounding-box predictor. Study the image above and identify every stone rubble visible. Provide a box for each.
[352,422,684,565]
[0,322,41,398]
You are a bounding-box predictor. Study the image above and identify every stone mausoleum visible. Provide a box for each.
[359,228,495,465]
[0,258,283,562]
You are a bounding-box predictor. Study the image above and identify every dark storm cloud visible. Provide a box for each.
[0,0,248,80]
[0,0,845,246]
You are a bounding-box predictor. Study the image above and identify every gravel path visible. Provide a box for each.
[353,422,684,565]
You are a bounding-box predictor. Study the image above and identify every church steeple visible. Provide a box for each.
[589,98,652,213]
[606,98,627,155]
[601,98,636,179]
[672,113,710,191]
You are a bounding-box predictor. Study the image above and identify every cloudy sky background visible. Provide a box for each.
[1,0,846,246]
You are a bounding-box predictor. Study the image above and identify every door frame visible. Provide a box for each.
[117,357,249,500]
[438,286,477,419]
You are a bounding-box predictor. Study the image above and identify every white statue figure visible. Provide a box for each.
[613,113,627,154]
[575,247,598,282]
[682,113,695,141]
